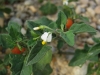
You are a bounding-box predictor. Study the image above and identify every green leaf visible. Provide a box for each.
[27,45,51,65]
[68,0,78,2]
[33,64,52,75]
[34,17,52,25]
[48,22,58,30]
[10,54,25,75]
[27,39,37,47]
[26,20,39,30]
[58,30,75,46]
[69,43,100,66]
[69,49,88,66]
[20,65,32,75]
[0,67,7,75]
[92,37,100,43]
[87,63,96,75]
[69,23,96,33]
[63,5,73,18]
[6,21,22,41]
[34,49,52,70]
[88,43,100,57]
[57,39,65,50]
[56,11,67,28]
[2,7,11,14]
[40,2,57,15]
[7,21,21,33]
[0,34,15,48]
[79,15,89,23]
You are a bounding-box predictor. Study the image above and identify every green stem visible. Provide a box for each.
[25,42,37,65]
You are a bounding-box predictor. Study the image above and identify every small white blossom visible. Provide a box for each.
[33,27,40,30]
[63,0,68,5]
[21,28,26,35]
[41,32,52,45]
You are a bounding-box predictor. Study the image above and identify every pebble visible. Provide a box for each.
[10,17,23,26]
[94,31,100,38]
[90,23,97,29]
[81,4,88,8]
[16,4,25,12]
[97,19,100,25]
[24,0,33,6]
[95,0,100,5]
[21,27,27,35]
[80,0,89,4]
[0,18,4,27]
[28,5,37,13]
[79,32,89,38]
[69,2,77,7]
[97,25,100,30]
[86,38,95,45]
[6,48,11,54]
[4,13,10,19]
[95,6,100,14]
[75,6,82,14]
[92,17,98,23]
[87,7,95,17]
[89,1,97,9]
[20,13,29,20]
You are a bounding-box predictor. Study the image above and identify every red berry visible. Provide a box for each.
[11,47,26,54]
[66,18,73,29]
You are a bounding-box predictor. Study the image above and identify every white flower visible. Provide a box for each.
[21,28,26,35]
[41,32,52,45]
[63,0,68,5]
[33,27,40,30]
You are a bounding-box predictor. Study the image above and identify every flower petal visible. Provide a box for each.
[46,32,52,42]
[41,32,48,41]
[33,27,40,30]
[63,0,68,5]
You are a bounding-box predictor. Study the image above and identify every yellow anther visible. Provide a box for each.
[42,41,46,45]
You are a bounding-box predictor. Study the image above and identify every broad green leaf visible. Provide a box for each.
[63,5,73,18]
[10,54,25,75]
[0,34,15,48]
[79,15,89,23]
[58,30,75,46]
[69,50,88,66]
[69,23,96,33]
[20,65,32,75]
[34,49,52,70]
[68,0,78,2]
[57,39,65,50]
[88,43,100,57]
[26,21,39,30]
[27,39,37,47]
[7,21,21,33]
[0,67,7,75]
[33,64,52,75]
[48,22,58,30]
[27,45,51,65]
[69,43,100,66]
[92,38,100,43]
[97,67,100,75]
[88,55,98,62]
[25,41,37,63]
[38,0,44,3]
[2,7,11,14]
[40,2,57,15]
[6,21,22,41]
[87,63,96,75]
[56,11,67,28]
[34,17,52,25]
